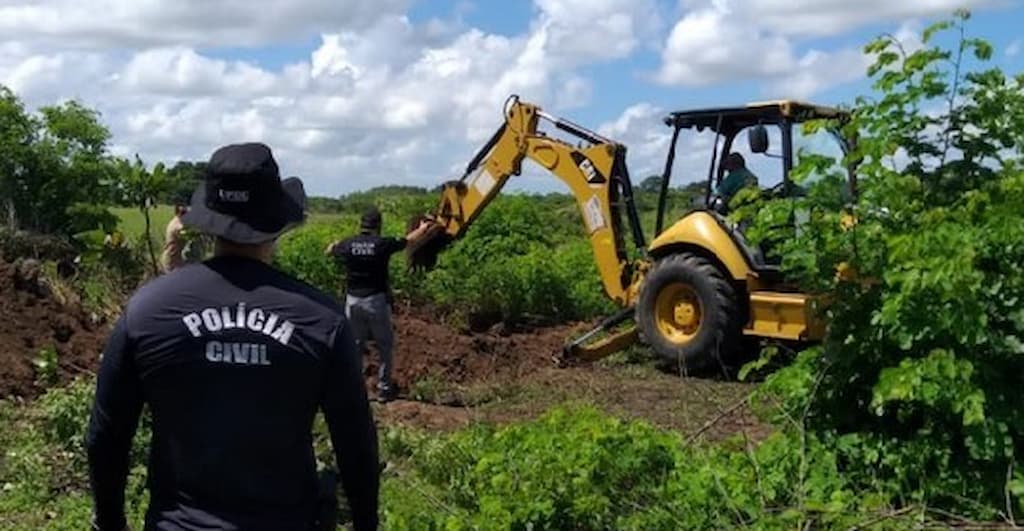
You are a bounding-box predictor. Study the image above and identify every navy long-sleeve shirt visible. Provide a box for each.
[329,234,407,297]
[86,255,379,530]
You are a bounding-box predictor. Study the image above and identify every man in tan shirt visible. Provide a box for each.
[161,203,188,272]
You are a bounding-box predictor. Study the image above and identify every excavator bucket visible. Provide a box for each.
[405,215,452,271]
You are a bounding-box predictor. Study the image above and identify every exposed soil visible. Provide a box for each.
[0,259,108,399]
[372,365,769,443]
[362,309,591,392]
[363,310,769,443]
[0,258,767,444]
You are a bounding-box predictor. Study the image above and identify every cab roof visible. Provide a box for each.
[664,100,849,133]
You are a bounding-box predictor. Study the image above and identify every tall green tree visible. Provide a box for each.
[0,87,39,228]
[162,160,206,205]
[0,86,117,234]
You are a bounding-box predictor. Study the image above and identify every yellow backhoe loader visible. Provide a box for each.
[408,95,855,370]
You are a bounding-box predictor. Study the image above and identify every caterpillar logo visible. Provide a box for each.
[571,152,605,184]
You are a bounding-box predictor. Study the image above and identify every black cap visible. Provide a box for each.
[181,142,306,244]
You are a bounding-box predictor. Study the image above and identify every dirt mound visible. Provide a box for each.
[0,259,108,399]
[0,258,588,400]
[360,309,589,392]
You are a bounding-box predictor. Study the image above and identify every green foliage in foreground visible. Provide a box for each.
[381,406,922,530]
[735,11,1024,522]
[2,379,926,531]
[0,380,151,530]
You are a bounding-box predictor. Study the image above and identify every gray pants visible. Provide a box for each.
[344,293,394,393]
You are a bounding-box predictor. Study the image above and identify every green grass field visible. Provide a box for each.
[112,205,353,248]
[111,205,176,246]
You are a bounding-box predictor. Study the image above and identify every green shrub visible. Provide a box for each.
[743,12,1024,520]
[274,220,352,294]
[65,202,119,235]
[275,194,617,325]
[381,405,907,530]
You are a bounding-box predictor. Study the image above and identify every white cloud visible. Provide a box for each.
[596,103,716,186]
[553,76,593,110]
[532,0,663,65]
[598,103,673,177]
[0,0,1010,197]
[1007,39,1022,57]
[768,48,872,100]
[656,6,796,86]
[0,0,411,48]
[655,0,992,96]
[0,0,665,195]
[740,0,997,37]
[120,48,278,97]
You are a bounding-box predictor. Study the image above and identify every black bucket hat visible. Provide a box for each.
[181,142,306,244]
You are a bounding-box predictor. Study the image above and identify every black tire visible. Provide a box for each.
[637,253,745,372]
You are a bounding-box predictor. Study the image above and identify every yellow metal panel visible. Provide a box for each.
[648,211,752,281]
[745,100,845,119]
[744,291,826,341]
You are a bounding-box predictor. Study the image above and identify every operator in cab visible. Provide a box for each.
[86,143,380,531]
[712,152,760,213]
[326,208,432,403]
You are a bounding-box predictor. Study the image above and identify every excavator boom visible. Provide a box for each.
[409,95,647,308]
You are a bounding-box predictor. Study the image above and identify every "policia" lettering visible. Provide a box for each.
[181,303,295,346]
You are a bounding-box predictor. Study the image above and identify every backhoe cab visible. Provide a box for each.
[637,101,854,370]
[410,96,854,371]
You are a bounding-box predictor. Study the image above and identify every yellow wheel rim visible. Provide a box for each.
[654,282,702,345]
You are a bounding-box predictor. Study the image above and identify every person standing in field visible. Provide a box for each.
[162,197,210,273]
[86,142,380,531]
[326,207,432,403]
[160,200,189,272]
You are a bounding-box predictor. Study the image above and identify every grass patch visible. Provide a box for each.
[111,205,176,245]
[113,205,351,251]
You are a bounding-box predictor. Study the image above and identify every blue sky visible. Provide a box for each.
[404,0,1022,124]
[0,0,1021,196]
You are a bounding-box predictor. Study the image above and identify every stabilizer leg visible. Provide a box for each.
[558,307,639,366]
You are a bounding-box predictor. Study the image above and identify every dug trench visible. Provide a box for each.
[0,259,767,443]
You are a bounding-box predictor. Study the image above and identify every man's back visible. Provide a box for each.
[87,255,378,530]
[332,234,405,297]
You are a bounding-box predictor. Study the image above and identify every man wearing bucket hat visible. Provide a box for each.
[85,143,380,530]
[326,207,432,403]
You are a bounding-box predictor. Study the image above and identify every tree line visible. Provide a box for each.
[0,86,203,237]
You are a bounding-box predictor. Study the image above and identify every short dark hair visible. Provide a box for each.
[723,152,746,170]
[360,206,382,231]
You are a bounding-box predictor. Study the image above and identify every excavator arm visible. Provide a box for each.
[408,95,648,307]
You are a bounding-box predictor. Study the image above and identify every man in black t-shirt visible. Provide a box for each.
[86,143,379,530]
[326,207,431,402]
